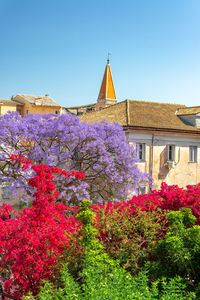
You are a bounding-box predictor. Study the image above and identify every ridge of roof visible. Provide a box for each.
[81,99,126,116]
[126,99,186,107]
[67,103,96,109]
[15,94,60,107]
[0,99,17,105]
[178,105,200,109]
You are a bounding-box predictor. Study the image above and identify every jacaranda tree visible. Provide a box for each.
[0,112,149,204]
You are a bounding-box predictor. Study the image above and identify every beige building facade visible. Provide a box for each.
[0,94,61,117]
[128,131,200,193]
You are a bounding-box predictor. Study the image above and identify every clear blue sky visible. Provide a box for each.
[0,0,200,107]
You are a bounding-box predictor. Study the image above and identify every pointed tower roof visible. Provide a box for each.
[97,59,116,101]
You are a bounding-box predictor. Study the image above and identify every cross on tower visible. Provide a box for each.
[107,52,111,64]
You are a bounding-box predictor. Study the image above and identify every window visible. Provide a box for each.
[137,186,146,195]
[137,143,146,161]
[2,185,11,199]
[167,145,175,161]
[189,146,197,162]
[16,109,22,116]
[26,110,29,115]
[55,110,59,114]
[77,112,83,116]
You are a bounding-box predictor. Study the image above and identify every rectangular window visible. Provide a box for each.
[2,185,11,199]
[26,110,29,115]
[137,186,146,195]
[189,146,197,162]
[16,109,22,116]
[167,145,175,161]
[137,143,146,161]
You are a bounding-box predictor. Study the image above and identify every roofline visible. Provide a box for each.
[67,103,96,109]
[31,105,61,107]
[177,113,199,116]
[177,105,200,109]
[125,99,186,107]
[0,103,17,106]
[124,126,200,135]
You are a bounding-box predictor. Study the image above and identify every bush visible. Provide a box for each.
[0,158,83,298]
[27,201,196,300]
[93,202,166,274]
[152,208,200,284]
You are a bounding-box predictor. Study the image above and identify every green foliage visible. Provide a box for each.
[33,263,82,300]
[25,202,196,299]
[76,200,100,250]
[96,205,165,274]
[153,208,200,283]
[159,276,196,300]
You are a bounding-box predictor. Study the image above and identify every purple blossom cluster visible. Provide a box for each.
[0,112,151,204]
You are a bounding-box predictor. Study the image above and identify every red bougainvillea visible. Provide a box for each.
[0,155,84,299]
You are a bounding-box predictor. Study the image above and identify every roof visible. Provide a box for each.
[80,99,200,133]
[98,63,116,100]
[0,99,17,105]
[14,94,61,107]
[176,106,200,116]
[67,103,95,109]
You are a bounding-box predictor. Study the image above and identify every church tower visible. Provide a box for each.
[96,57,117,110]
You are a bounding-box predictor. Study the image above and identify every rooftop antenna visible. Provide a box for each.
[107,52,111,64]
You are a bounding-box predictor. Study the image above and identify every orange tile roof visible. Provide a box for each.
[98,64,116,100]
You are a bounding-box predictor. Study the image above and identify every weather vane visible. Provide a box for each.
[107,52,111,64]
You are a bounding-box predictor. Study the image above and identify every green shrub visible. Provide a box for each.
[25,202,196,299]
[152,207,200,284]
[95,203,166,274]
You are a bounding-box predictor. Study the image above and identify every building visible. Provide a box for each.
[0,99,20,115]
[77,60,200,193]
[0,94,61,116]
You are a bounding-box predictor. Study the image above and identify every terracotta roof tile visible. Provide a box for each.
[0,99,17,105]
[176,106,200,116]
[81,101,128,126]
[15,94,60,107]
[80,100,200,133]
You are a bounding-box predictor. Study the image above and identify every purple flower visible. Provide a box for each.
[0,112,151,205]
